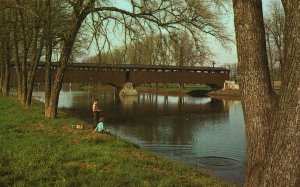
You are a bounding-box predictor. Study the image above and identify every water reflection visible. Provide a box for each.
[34,86,245,185]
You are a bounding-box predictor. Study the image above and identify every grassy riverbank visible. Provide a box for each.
[0,96,234,186]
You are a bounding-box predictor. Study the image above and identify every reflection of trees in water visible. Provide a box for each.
[116,94,231,132]
[115,93,232,144]
[55,91,235,144]
[118,93,229,117]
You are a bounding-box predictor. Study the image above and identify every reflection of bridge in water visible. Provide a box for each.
[10,63,230,89]
[118,93,230,117]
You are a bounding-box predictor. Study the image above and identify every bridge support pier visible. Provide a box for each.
[179,83,184,90]
[119,82,138,96]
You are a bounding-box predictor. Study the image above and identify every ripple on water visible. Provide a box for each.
[191,156,240,168]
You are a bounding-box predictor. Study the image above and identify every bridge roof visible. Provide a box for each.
[11,62,230,72]
[51,63,229,71]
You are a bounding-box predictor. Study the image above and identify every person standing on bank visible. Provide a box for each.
[92,98,101,129]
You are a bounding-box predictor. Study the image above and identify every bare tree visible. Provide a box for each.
[43,0,229,118]
[223,63,237,81]
[43,0,76,108]
[0,3,13,96]
[90,32,209,67]
[1,0,43,107]
[0,0,71,107]
[264,0,284,86]
[233,0,299,186]
[171,31,209,67]
[124,34,165,65]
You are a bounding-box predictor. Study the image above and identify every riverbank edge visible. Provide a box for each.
[206,90,241,98]
[0,96,235,187]
[137,87,241,98]
[82,85,241,98]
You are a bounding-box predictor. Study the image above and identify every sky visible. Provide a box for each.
[209,8,236,66]
[209,0,278,66]
[86,0,279,67]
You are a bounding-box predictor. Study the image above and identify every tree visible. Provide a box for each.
[223,63,237,81]
[6,0,47,107]
[264,0,284,86]
[43,0,229,118]
[0,2,13,96]
[171,31,209,67]
[88,32,209,66]
[124,34,170,65]
[2,0,228,116]
[43,0,75,109]
[233,0,299,186]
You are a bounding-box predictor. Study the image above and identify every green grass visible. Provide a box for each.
[0,96,234,187]
[136,84,212,94]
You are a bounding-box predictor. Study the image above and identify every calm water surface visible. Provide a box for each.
[35,87,246,185]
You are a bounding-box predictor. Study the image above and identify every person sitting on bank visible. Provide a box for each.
[94,117,109,133]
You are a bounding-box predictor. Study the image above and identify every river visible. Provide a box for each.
[34,86,246,185]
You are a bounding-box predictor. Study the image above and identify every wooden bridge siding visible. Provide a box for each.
[130,71,229,88]
[8,69,123,86]
[8,69,126,86]
[63,69,126,86]
[9,68,229,88]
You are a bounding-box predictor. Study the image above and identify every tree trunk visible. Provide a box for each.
[0,42,9,96]
[0,43,4,95]
[44,13,86,118]
[20,48,28,107]
[44,43,52,109]
[44,0,52,109]
[13,28,22,100]
[263,1,300,186]
[233,0,276,186]
[3,40,11,96]
[0,10,11,96]
[45,66,64,118]
[26,28,44,106]
[233,0,300,186]
[16,4,29,107]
